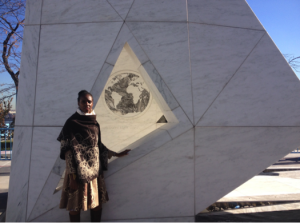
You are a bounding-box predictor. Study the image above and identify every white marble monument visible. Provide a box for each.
[7,0,300,221]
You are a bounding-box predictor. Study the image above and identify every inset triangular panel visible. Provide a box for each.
[126,22,194,123]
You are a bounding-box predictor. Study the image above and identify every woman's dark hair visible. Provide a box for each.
[77,90,93,103]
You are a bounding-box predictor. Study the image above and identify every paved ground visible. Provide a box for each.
[0,160,10,222]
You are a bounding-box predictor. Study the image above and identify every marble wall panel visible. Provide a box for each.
[90,62,114,104]
[24,0,42,25]
[41,0,122,24]
[127,22,193,122]
[6,127,32,222]
[27,127,61,219]
[188,0,264,30]
[141,61,179,110]
[15,25,40,126]
[198,34,300,126]
[195,127,300,214]
[106,24,148,66]
[34,22,122,126]
[108,0,134,20]
[189,23,264,124]
[106,216,195,222]
[126,0,187,22]
[28,173,62,221]
[106,128,172,177]
[103,129,194,220]
[159,106,193,139]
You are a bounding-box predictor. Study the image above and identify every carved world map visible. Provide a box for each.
[104,73,150,116]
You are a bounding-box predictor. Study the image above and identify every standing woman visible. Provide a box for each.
[57,90,130,222]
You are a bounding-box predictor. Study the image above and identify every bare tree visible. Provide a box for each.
[284,54,300,73]
[0,0,25,94]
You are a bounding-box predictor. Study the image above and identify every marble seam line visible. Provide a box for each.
[194,32,266,126]
[28,125,187,217]
[105,0,124,21]
[105,126,193,179]
[26,2,44,219]
[123,0,134,21]
[90,22,125,92]
[29,204,57,222]
[125,22,193,125]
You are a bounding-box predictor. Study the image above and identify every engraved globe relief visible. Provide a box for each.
[104,71,151,117]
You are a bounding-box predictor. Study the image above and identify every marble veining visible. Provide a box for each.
[27,127,61,219]
[103,129,194,220]
[91,62,114,105]
[41,0,122,24]
[189,23,264,125]
[141,61,179,110]
[195,127,300,214]
[188,0,264,30]
[126,0,187,22]
[34,22,122,126]
[15,26,40,126]
[127,22,194,123]
[106,24,148,66]
[198,34,300,126]
[24,0,42,25]
[28,173,62,221]
[106,128,172,177]
[6,127,32,222]
[159,106,193,139]
[108,0,134,20]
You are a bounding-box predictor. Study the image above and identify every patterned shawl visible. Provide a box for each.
[57,112,109,183]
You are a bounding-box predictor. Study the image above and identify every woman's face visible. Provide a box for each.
[78,94,93,113]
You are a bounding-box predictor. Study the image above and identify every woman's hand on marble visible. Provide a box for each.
[115,149,131,157]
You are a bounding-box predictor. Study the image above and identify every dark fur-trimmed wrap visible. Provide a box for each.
[57,112,109,183]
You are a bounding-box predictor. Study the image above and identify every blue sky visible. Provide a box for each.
[2,0,300,110]
[246,0,300,77]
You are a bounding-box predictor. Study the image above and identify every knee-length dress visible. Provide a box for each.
[57,111,115,211]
